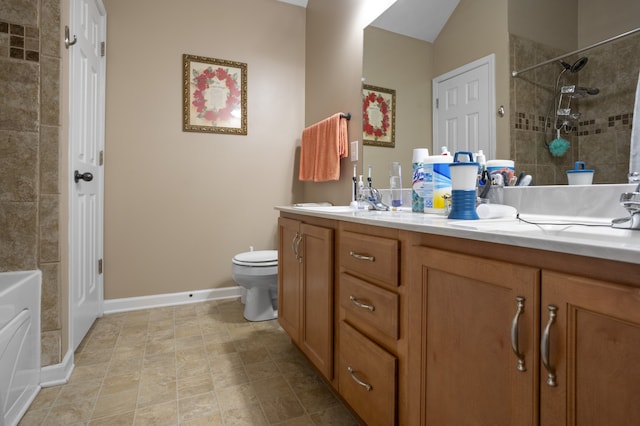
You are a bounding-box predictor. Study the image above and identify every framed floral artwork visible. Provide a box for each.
[362,84,395,147]
[183,54,247,134]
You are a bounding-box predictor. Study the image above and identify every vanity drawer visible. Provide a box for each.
[340,231,399,289]
[340,273,399,339]
[339,321,397,426]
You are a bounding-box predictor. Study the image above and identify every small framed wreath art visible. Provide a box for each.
[362,84,395,147]
[183,54,247,135]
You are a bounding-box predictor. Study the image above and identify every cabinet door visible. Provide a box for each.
[299,223,334,380]
[278,217,301,339]
[411,247,539,426]
[541,271,640,426]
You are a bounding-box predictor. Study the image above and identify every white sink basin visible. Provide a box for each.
[452,217,636,244]
[293,205,354,213]
[510,223,635,243]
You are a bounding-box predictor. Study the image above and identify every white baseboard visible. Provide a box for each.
[40,349,74,388]
[103,286,243,314]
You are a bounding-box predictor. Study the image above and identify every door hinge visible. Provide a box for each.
[98,259,103,274]
[435,98,439,109]
[101,41,105,57]
[99,150,104,166]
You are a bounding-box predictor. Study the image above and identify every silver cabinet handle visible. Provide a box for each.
[292,232,302,263]
[541,305,558,387]
[349,251,375,262]
[349,295,375,312]
[347,366,372,391]
[291,232,299,256]
[510,296,526,372]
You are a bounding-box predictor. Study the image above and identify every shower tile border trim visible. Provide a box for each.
[0,20,39,62]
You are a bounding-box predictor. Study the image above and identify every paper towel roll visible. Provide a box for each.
[476,203,517,219]
[412,148,430,163]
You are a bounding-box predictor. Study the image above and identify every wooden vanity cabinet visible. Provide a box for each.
[278,210,640,425]
[540,271,640,425]
[409,242,640,425]
[337,224,402,425]
[409,246,540,425]
[277,216,335,380]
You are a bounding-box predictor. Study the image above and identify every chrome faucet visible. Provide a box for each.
[612,183,640,229]
[358,186,390,211]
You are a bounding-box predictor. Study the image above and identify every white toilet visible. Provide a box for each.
[231,249,278,321]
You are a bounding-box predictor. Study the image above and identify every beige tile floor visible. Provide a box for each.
[20,299,359,425]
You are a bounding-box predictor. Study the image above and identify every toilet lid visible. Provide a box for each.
[232,250,278,267]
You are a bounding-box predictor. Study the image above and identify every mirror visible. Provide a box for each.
[362,24,432,188]
[363,0,640,186]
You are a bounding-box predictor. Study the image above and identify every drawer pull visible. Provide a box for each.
[347,366,372,391]
[350,295,375,312]
[292,232,303,263]
[349,251,375,262]
[541,305,558,387]
[510,296,526,372]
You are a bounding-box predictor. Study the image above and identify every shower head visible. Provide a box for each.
[569,86,601,99]
[558,57,589,73]
[571,57,589,72]
[580,86,600,95]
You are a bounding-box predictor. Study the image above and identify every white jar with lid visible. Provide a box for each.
[486,159,515,174]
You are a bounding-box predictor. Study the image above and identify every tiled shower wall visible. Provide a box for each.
[510,32,639,185]
[0,0,62,366]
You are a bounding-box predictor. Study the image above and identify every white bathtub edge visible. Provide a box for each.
[7,384,40,426]
[103,286,243,315]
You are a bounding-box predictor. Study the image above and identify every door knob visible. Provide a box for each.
[74,170,94,183]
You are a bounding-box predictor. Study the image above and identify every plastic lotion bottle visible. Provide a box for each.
[389,161,402,208]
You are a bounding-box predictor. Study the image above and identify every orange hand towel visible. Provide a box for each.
[299,113,349,182]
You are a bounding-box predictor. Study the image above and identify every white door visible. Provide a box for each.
[433,54,495,159]
[69,0,106,351]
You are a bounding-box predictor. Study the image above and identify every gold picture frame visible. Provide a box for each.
[182,54,247,134]
[362,84,395,147]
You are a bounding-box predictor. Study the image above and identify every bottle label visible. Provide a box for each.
[423,163,451,212]
[412,163,426,212]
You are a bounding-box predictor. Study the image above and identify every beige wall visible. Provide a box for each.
[509,0,639,51]
[103,0,305,298]
[509,0,578,52]
[578,0,640,46]
[434,0,511,159]
[363,26,433,188]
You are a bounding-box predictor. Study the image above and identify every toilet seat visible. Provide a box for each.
[232,250,278,267]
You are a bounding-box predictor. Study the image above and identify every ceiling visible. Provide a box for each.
[278,0,459,43]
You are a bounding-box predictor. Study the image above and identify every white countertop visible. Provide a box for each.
[276,205,640,265]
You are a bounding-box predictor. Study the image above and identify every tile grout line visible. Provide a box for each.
[87,321,118,423]
[129,310,150,424]
[203,301,227,426]
[172,307,180,425]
